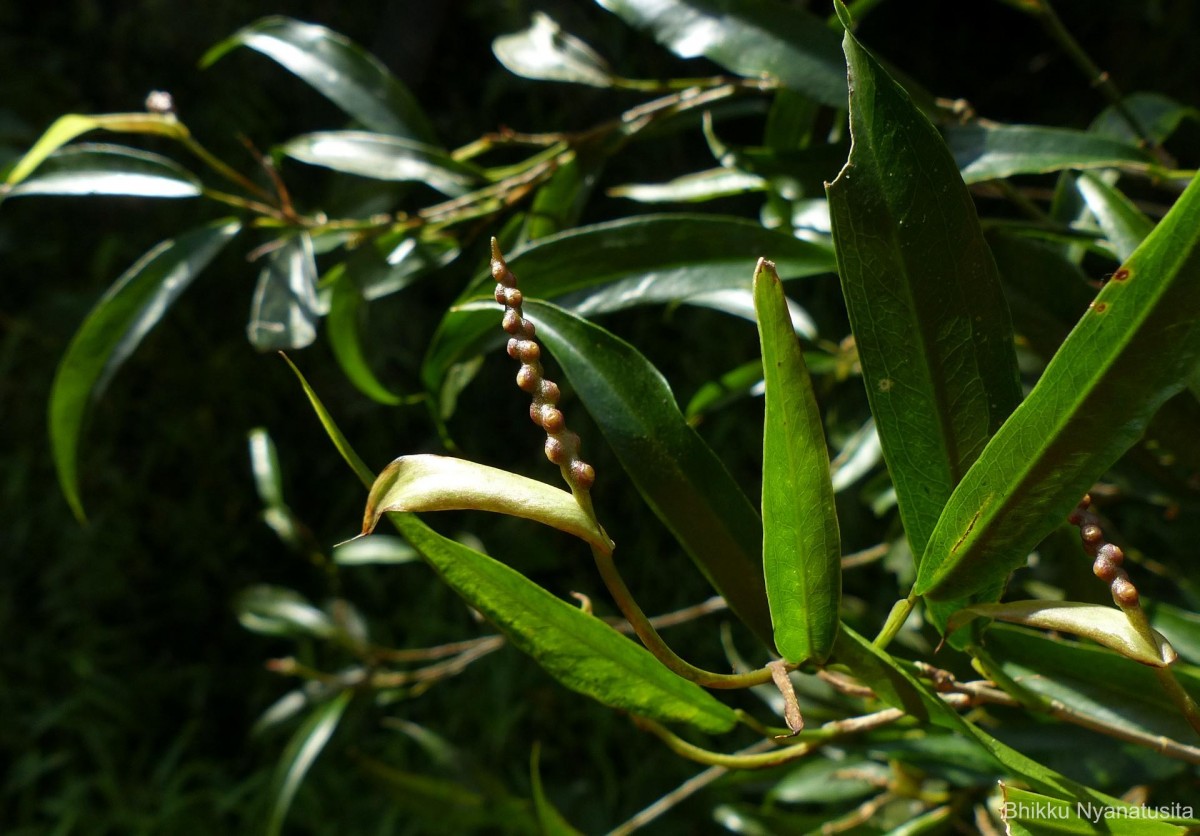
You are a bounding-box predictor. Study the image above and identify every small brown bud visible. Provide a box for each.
[571,461,596,490]
[1096,543,1124,565]
[1112,577,1139,607]
[517,340,540,363]
[507,338,521,359]
[504,288,523,308]
[540,406,565,434]
[517,365,539,392]
[502,309,523,334]
[1080,524,1103,546]
[1093,557,1118,582]
[545,436,568,464]
[492,260,509,283]
[495,284,508,305]
[538,380,560,404]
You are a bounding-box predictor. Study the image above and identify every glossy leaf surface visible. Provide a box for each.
[916,171,1200,601]
[391,512,738,734]
[267,691,352,836]
[608,168,766,203]
[2,144,200,199]
[944,123,1153,184]
[826,24,1021,564]
[360,454,613,554]
[754,259,840,663]
[326,266,404,405]
[51,219,240,519]
[234,585,335,639]
[423,215,835,393]
[597,0,846,107]
[247,233,322,351]
[1075,172,1153,260]
[283,132,481,197]
[493,13,614,87]
[202,16,434,141]
[523,300,774,647]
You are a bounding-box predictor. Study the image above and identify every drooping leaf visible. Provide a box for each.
[596,0,846,107]
[234,585,335,639]
[282,132,482,197]
[422,215,835,394]
[522,300,774,647]
[359,454,613,555]
[2,144,200,199]
[201,16,435,142]
[946,601,1176,667]
[831,623,1132,809]
[493,13,615,88]
[325,266,404,405]
[5,112,189,187]
[391,512,738,734]
[266,691,352,836]
[279,354,374,487]
[247,233,322,351]
[943,123,1153,184]
[915,171,1200,601]
[825,23,1022,569]
[50,218,240,519]
[608,168,767,203]
[754,259,840,664]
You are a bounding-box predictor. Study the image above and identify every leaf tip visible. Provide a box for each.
[832,0,854,31]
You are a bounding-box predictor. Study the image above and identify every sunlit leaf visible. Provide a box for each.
[597,0,846,107]
[524,299,774,647]
[202,16,435,141]
[334,534,419,566]
[944,123,1153,184]
[2,144,200,199]
[493,13,615,87]
[50,218,240,519]
[946,601,1176,667]
[608,168,766,203]
[755,258,840,664]
[360,454,613,555]
[1075,172,1153,260]
[283,132,482,197]
[247,233,321,351]
[235,585,335,639]
[267,691,352,836]
[916,171,1200,601]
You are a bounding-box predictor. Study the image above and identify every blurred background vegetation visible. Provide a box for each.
[3,1,1199,833]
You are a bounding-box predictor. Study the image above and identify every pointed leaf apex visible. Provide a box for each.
[833,0,854,31]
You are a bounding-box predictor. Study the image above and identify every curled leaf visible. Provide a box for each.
[361,454,612,555]
[493,12,615,87]
[946,601,1177,667]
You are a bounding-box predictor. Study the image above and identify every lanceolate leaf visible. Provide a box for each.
[825,25,1021,564]
[422,215,835,394]
[1074,172,1153,260]
[51,218,240,520]
[360,454,613,555]
[267,691,352,836]
[247,233,322,351]
[608,168,767,203]
[201,16,435,142]
[6,112,189,187]
[326,266,404,405]
[493,13,615,88]
[943,123,1153,184]
[916,171,1200,601]
[596,0,846,107]
[282,132,482,197]
[754,259,840,664]
[390,512,738,734]
[522,300,774,648]
[2,144,200,199]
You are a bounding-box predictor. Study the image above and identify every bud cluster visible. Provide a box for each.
[1068,494,1139,609]
[490,238,596,495]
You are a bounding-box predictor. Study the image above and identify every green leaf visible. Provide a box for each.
[685,358,766,419]
[247,233,322,351]
[201,16,434,142]
[50,218,240,520]
[825,26,1021,565]
[529,743,583,836]
[608,168,767,203]
[1001,784,1196,833]
[326,266,404,405]
[1074,172,1153,260]
[6,112,189,186]
[282,132,482,197]
[360,454,613,555]
[944,123,1153,184]
[234,585,335,639]
[267,691,352,836]
[754,259,840,664]
[946,601,1176,667]
[391,512,738,734]
[334,534,419,566]
[423,215,835,394]
[493,13,615,88]
[1090,92,1200,146]
[1,144,200,199]
[831,623,1132,809]
[522,300,774,648]
[248,427,286,508]
[597,0,846,107]
[279,354,374,488]
[915,171,1200,601]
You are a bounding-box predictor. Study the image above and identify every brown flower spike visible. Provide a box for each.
[490,238,596,498]
[1068,494,1140,609]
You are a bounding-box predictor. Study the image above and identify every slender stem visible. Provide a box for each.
[872,591,917,648]
[591,545,776,689]
[1154,666,1200,737]
[200,187,286,220]
[965,643,1053,712]
[181,135,276,202]
[634,706,906,769]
